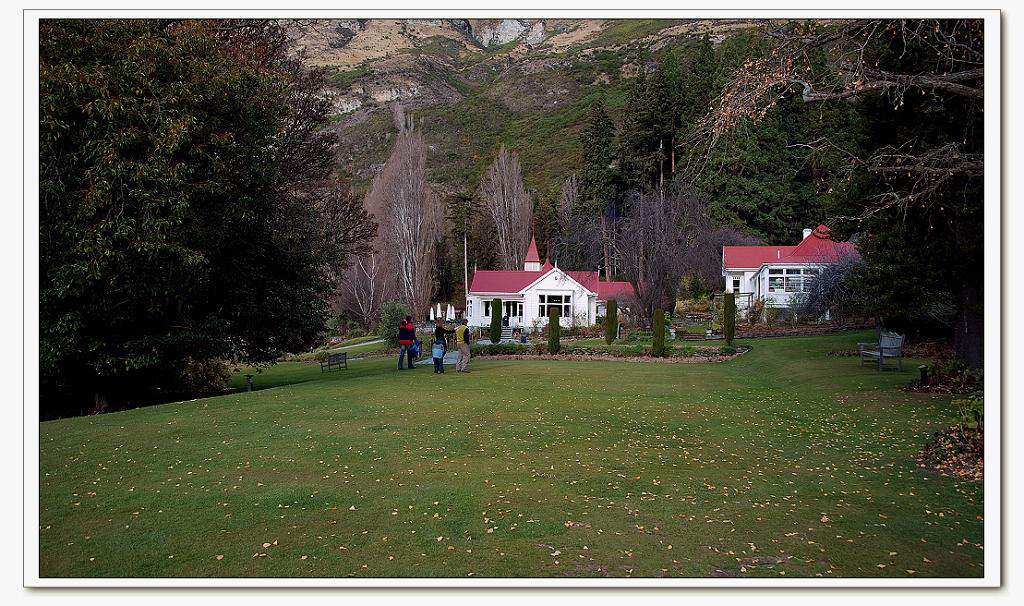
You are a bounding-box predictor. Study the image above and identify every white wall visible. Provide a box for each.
[467,270,597,332]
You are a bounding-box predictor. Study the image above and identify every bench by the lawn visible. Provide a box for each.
[858,332,905,371]
[320,352,347,372]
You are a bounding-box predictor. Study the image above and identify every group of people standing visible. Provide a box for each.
[397,316,472,373]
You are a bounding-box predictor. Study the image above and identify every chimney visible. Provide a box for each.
[802,228,812,240]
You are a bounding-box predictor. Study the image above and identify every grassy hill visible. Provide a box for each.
[38,332,983,578]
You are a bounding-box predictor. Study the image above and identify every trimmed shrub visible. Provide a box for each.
[379,300,410,347]
[605,299,618,345]
[490,298,503,343]
[548,307,561,354]
[652,309,665,357]
[724,292,735,345]
[470,343,528,356]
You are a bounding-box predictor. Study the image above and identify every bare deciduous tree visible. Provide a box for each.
[674,192,764,293]
[556,173,578,229]
[479,144,533,270]
[616,188,690,322]
[336,252,395,330]
[364,108,440,319]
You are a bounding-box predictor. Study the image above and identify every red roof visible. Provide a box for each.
[470,266,632,300]
[469,270,544,294]
[723,225,859,269]
[597,281,635,300]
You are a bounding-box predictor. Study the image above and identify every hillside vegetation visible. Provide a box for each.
[293,18,751,199]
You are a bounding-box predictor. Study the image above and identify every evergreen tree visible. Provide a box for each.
[577,97,617,214]
[649,50,684,184]
[652,310,666,357]
[618,49,661,191]
[547,307,561,354]
[692,105,799,243]
[490,298,503,343]
[604,299,618,345]
[681,33,717,128]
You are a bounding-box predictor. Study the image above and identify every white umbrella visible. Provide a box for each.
[446,303,455,321]
[429,307,435,321]
[437,303,443,318]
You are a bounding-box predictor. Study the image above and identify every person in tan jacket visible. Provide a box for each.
[454,318,471,373]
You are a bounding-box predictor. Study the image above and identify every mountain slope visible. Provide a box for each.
[290,18,754,200]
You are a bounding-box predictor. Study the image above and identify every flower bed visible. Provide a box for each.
[469,343,751,363]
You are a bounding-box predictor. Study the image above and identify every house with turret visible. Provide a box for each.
[465,237,633,331]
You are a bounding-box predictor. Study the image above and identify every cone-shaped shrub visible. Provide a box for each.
[652,309,665,357]
[605,299,618,345]
[548,307,561,354]
[724,292,735,345]
[490,298,502,343]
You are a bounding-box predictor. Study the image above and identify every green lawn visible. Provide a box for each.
[37,331,984,579]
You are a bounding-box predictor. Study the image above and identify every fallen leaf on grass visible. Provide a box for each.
[215,555,224,560]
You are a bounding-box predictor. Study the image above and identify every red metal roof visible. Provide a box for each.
[469,270,545,294]
[723,225,860,269]
[470,266,632,301]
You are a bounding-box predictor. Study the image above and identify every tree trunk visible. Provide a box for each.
[954,284,984,370]
[93,391,109,414]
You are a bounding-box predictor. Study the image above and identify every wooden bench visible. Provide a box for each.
[859,332,905,371]
[320,352,347,372]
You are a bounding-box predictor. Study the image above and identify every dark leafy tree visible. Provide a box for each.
[39,19,371,415]
[695,19,984,367]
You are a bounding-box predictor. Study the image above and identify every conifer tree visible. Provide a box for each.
[618,49,661,191]
[681,33,717,129]
[604,299,618,345]
[649,50,684,184]
[577,97,617,214]
[548,307,561,354]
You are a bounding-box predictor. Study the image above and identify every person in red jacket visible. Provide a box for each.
[398,316,417,370]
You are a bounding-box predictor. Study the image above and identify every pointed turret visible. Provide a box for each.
[524,236,541,271]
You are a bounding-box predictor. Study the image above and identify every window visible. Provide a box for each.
[766,267,821,293]
[539,294,572,318]
[483,300,493,317]
[467,299,473,318]
[785,269,801,293]
[732,278,740,292]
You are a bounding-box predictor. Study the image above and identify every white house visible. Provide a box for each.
[722,225,860,308]
[465,237,633,331]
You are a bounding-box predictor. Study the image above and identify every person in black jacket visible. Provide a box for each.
[432,320,453,373]
[398,316,416,370]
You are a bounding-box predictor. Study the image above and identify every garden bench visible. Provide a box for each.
[320,352,347,372]
[858,332,905,371]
